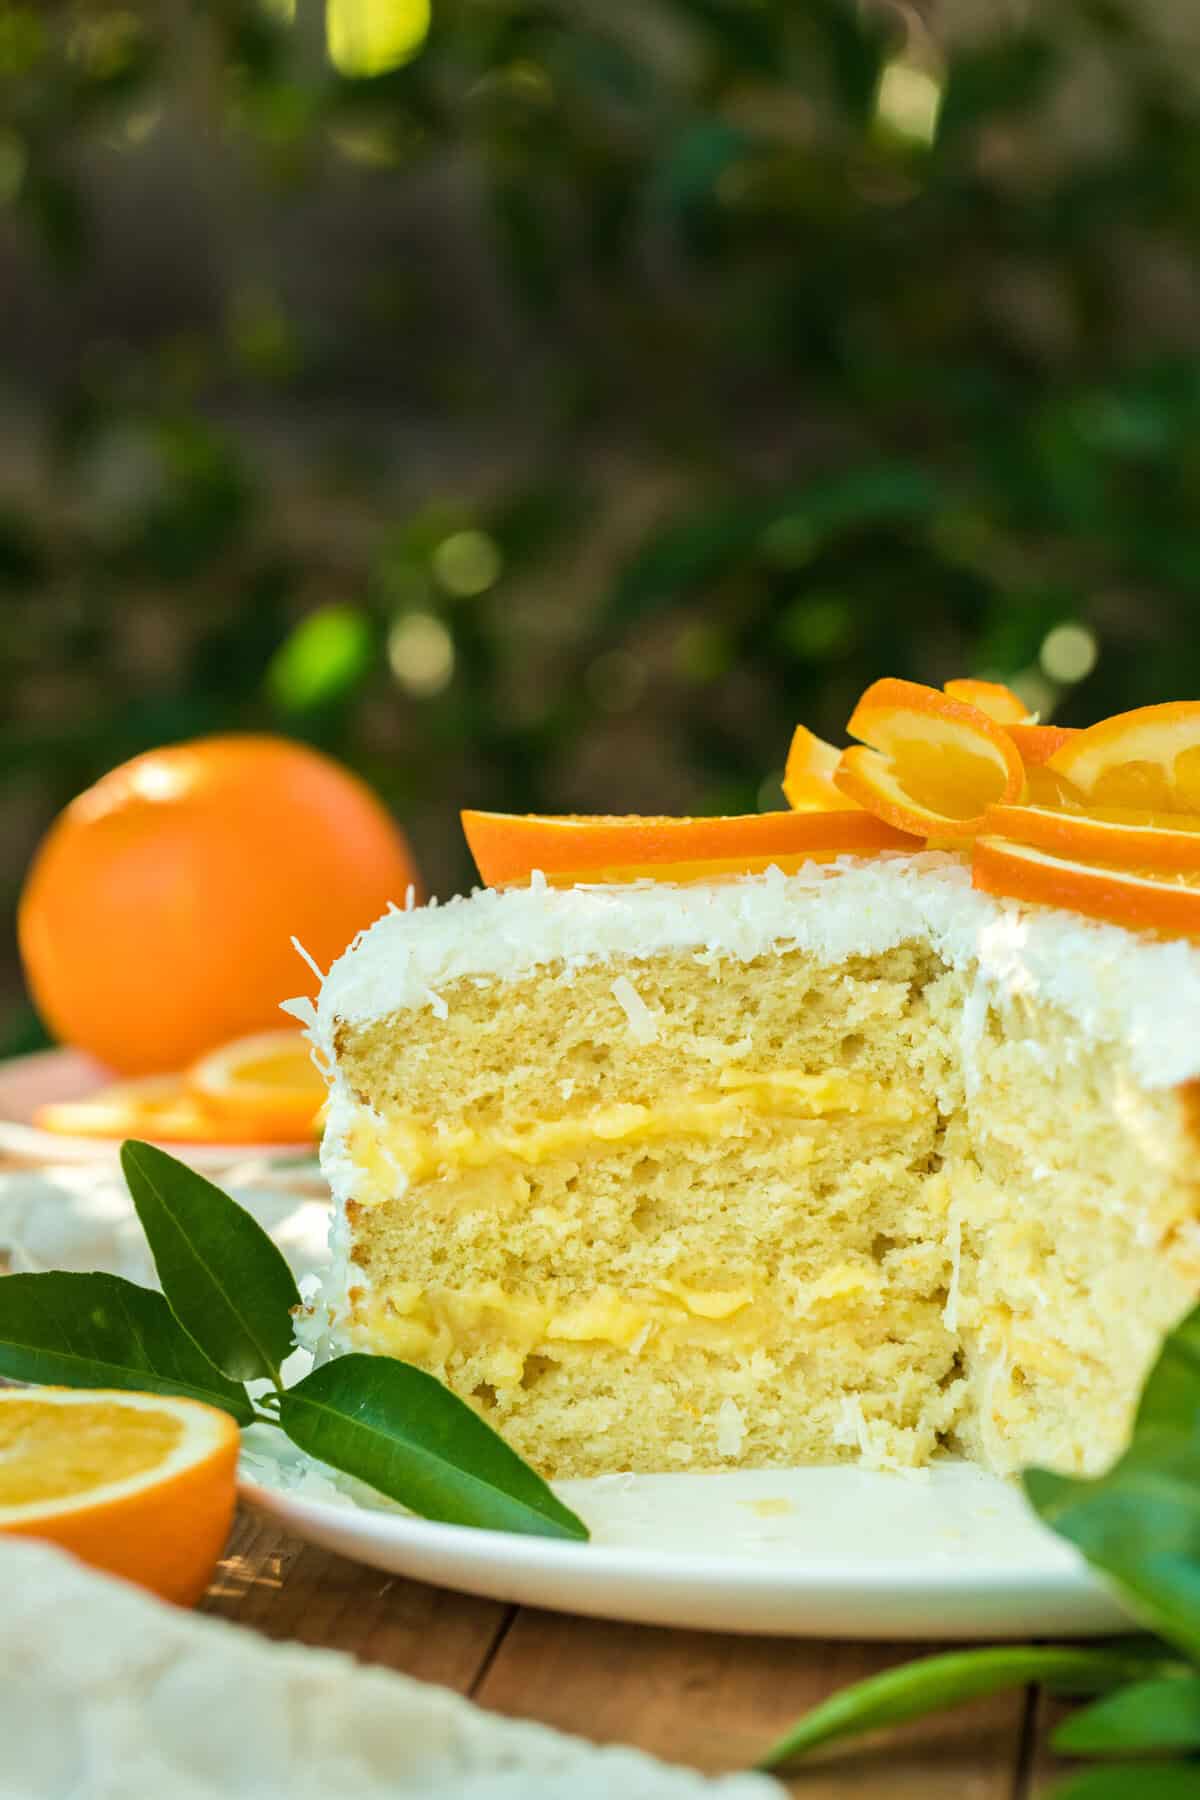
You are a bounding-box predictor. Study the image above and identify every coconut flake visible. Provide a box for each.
[611,974,659,1045]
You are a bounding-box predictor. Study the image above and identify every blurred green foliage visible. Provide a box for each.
[3,0,1200,1046]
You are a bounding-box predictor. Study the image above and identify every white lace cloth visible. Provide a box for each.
[0,1162,331,1285]
[0,1541,781,1799]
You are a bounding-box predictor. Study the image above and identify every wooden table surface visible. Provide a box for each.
[204,1506,1071,1795]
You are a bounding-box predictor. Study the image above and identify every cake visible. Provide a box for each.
[300,682,1200,1482]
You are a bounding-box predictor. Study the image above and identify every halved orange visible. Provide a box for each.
[461,809,916,889]
[973,836,1200,938]
[943,678,1030,725]
[1045,702,1200,811]
[186,1030,325,1135]
[782,725,861,812]
[834,678,1025,837]
[981,803,1200,872]
[0,1388,238,1606]
[34,1074,314,1145]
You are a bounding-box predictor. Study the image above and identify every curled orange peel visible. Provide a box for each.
[782,724,862,812]
[1044,702,1200,813]
[943,678,1030,725]
[833,678,1024,837]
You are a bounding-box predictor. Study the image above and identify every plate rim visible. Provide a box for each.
[237,1468,1113,1601]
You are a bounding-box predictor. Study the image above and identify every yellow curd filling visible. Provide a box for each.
[347,1069,923,1201]
[345,1261,898,1372]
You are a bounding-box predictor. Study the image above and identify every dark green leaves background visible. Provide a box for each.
[4,0,1200,1048]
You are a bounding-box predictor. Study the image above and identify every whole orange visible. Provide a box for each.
[19,734,420,1075]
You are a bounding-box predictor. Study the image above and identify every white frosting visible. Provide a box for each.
[313,853,1200,1090]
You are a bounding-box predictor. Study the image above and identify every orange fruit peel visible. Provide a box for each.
[834,678,1025,837]
[973,836,1200,939]
[186,1030,326,1134]
[981,803,1200,872]
[18,734,420,1076]
[0,1388,238,1606]
[943,678,1030,725]
[1005,723,1077,768]
[462,809,916,889]
[1044,702,1200,812]
[782,725,861,812]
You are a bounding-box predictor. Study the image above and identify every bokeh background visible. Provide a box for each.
[3,0,1200,1050]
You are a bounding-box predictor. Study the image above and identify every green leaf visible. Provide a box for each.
[1054,1675,1200,1756]
[121,1140,300,1385]
[0,1271,253,1425]
[1133,1305,1200,1443]
[1050,1766,1200,1800]
[757,1646,1175,1768]
[278,1353,588,1541]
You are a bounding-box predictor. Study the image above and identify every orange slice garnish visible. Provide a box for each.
[981,803,1200,872]
[943,678,1030,724]
[1044,702,1200,812]
[1006,723,1077,767]
[0,1388,238,1606]
[35,1074,314,1144]
[834,678,1025,837]
[461,809,916,889]
[782,725,861,812]
[973,836,1200,938]
[186,1030,325,1135]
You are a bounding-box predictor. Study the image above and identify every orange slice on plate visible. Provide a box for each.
[782,725,861,812]
[1044,701,1200,811]
[34,1074,314,1145]
[462,809,917,889]
[0,1388,238,1606]
[973,837,1200,938]
[981,803,1200,872]
[943,678,1030,724]
[186,1030,325,1135]
[834,679,1024,837]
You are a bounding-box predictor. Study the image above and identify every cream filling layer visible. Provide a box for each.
[347,1069,924,1203]
[343,1260,920,1373]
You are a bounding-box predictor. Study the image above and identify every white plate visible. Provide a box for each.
[0,1048,315,1171]
[240,1435,1129,1640]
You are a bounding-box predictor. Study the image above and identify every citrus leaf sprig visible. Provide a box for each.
[758,1298,1200,1792]
[0,1141,587,1543]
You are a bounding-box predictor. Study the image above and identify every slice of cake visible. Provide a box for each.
[302,684,1200,1483]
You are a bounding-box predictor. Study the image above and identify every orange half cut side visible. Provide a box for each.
[834,678,1024,837]
[973,836,1200,938]
[461,809,917,889]
[186,1030,325,1134]
[0,1388,239,1607]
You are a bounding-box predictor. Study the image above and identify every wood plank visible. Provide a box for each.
[1021,1685,1074,1799]
[202,1506,513,1695]
[475,1608,1026,1797]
